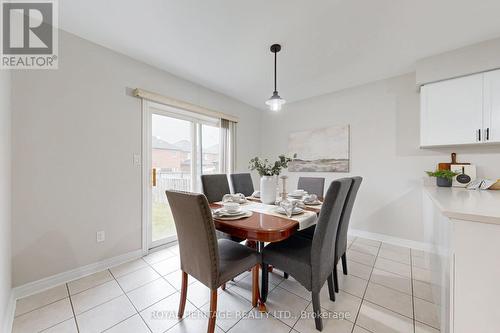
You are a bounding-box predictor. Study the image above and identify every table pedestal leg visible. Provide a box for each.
[256,242,267,312]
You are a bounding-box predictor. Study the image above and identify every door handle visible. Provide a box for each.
[152,168,157,187]
[486,128,490,141]
[477,129,481,142]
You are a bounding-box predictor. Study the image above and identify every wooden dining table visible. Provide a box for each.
[210,197,322,311]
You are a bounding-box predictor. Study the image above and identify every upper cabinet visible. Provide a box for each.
[420,69,500,147]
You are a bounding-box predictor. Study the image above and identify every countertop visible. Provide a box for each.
[424,186,500,225]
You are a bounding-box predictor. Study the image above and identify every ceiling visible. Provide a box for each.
[60,0,500,110]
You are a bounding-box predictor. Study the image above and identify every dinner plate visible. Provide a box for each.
[304,200,322,206]
[213,210,253,220]
[275,206,304,215]
[213,209,245,217]
[288,193,304,198]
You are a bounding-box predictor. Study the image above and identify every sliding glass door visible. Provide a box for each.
[145,101,223,249]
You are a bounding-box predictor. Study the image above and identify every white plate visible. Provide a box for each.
[304,200,322,206]
[275,206,304,215]
[213,210,253,220]
[213,209,245,217]
[288,194,304,199]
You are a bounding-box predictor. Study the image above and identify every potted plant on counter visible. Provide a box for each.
[249,154,296,204]
[426,170,459,187]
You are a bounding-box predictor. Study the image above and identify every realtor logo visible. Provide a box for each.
[1,0,58,69]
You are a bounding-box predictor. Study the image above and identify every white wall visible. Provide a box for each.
[260,73,500,242]
[0,70,12,327]
[11,31,262,286]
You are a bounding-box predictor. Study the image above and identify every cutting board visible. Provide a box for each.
[438,153,470,170]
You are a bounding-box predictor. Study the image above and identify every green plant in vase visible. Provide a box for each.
[426,170,459,187]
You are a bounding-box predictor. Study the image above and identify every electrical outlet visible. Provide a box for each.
[96,231,105,243]
[133,154,141,166]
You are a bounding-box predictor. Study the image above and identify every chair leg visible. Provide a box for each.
[327,274,336,302]
[283,272,289,279]
[221,283,226,291]
[252,265,260,307]
[178,271,188,318]
[333,268,339,293]
[312,291,323,331]
[261,263,269,303]
[207,290,217,333]
[341,253,348,275]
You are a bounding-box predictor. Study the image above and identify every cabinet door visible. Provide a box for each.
[421,74,483,146]
[483,69,500,143]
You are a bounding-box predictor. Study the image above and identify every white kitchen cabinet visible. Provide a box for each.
[483,70,500,143]
[420,73,484,147]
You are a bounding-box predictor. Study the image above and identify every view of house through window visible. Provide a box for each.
[150,111,221,245]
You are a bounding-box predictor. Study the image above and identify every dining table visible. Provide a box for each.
[210,197,322,311]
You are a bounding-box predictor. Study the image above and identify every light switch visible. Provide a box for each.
[96,231,105,243]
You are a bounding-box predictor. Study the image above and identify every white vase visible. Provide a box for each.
[260,175,277,204]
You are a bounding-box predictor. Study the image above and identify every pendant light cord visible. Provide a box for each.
[274,50,277,93]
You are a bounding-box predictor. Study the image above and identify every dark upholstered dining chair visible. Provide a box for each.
[297,177,325,198]
[230,173,255,197]
[261,178,352,331]
[165,190,260,333]
[201,174,244,242]
[201,174,231,203]
[295,177,363,293]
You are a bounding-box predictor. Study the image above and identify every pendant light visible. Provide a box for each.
[265,44,286,111]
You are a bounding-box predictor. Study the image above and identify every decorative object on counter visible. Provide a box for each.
[288,125,350,172]
[249,154,296,204]
[426,169,459,187]
[466,179,497,190]
[450,164,476,187]
[490,180,500,190]
[438,152,470,171]
[280,175,288,200]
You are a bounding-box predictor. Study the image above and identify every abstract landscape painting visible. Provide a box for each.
[288,125,350,172]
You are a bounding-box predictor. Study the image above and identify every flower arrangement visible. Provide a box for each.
[249,154,296,177]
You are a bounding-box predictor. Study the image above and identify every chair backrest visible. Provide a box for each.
[230,173,255,197]
[165,190,220,289]
[297,177,325,198]
[201,174,231,203]
[335,177,363,260]
[311,178,352,292]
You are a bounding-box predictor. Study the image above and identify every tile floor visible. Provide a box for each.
[11,237,441,333]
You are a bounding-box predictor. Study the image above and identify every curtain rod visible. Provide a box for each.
[133,88,239,123]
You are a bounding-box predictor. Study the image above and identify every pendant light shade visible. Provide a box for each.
[266,44,286,111]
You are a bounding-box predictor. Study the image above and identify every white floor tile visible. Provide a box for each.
[200,289,253,332]
[71,280,123,315]
[167,244,180,256]
[167,312,224,333]
[127,278,176,311]
[68,270,114,295]
[415,321,440,333]
[354,238,381,248]
[412,256,432,270]
[263,286,309,327]
[15,284,69,317]
[116,266,161,292]
[319,288,362,323]
[12,298,74,333]
[349,243,379,256]
[76,295,136,333]
[356,300,414,333]
[364,282,413,318]
[374,257,411,278]
[185,281,213,308]
[105,314,150,333]
[347,250,376,266]
[413,280,438,304]
[352,325,372,333]
[378,248,411,265]
[110,259,148,278]
[229,308,291,333]
[227,270,280,303]
[336,273,368,298]
[413,267,433,283]
[150,256,180,276]
[40,318,78,333]
[414,297,441,329]
[143,248,175,265]
[277,276,312,301]
[338,260,372,280]
[140,292,197,333]
[292,304,354,333]
[381,243,411,256]
[370,268,412,295]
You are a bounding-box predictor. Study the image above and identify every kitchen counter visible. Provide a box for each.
[424,186,500,225]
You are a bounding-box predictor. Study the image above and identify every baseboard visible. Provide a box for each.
[348,229,433,252]
[2,290,15,333]
[12,249,143,301]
